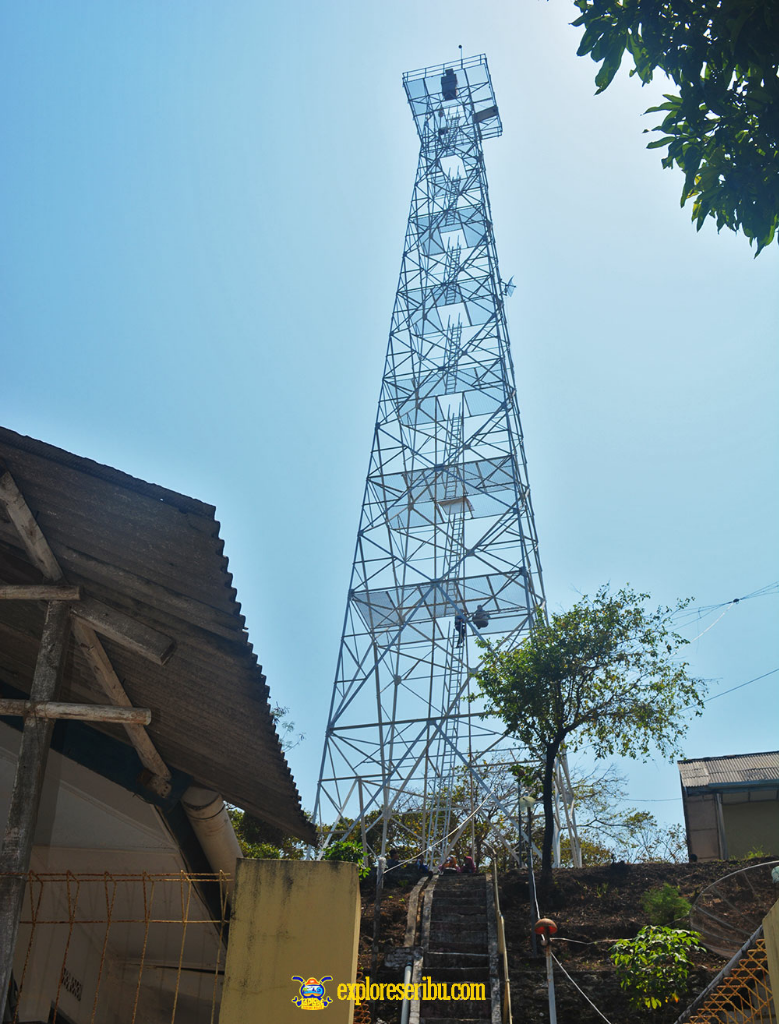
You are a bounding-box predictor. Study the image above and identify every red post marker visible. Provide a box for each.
[534,918,558,940]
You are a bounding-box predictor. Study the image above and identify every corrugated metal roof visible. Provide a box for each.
[0,425,315,843]
[678,751,779,791]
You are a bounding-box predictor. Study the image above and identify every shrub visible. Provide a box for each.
[611,925,703,1009]
[745,846,767,859]
[642,883,691,926]
[322,839,369,878]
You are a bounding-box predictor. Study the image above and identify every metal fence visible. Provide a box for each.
[3,871,230,1024]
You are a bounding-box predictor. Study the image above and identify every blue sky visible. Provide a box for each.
[2,2,777,834]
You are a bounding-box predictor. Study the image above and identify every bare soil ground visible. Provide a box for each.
[499,858,777,1023]
[358,858,778,1024]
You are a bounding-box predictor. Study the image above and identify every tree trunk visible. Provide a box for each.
[540,740,562,887]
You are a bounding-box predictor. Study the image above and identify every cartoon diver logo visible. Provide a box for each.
[291,976,333,1010]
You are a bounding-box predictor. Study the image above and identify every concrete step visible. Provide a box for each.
[420,1004,490,1020]
[431,905,487,921]
[434,880,484,890]
[415,875,497,1022]
[424,952,489,969]
[421,1019,488,1024]
[432,896,485,906]
[429,940,489,954]
[421,969,490,983]
[429,905,484,918]
[419,1007,487,1024]
[430,926,487,941]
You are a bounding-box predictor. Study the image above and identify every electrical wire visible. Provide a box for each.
[552,936,614,946]
[529,866,540,921]
[671,581,779,630]
[686,605,732,643]
[697,666,779,706]
[551,951,617,1024]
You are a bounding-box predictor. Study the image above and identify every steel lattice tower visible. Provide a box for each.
[314,55,555,865]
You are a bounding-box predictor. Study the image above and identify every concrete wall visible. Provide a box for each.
[219,860,360,1024]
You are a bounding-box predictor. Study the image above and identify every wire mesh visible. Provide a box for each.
[3,871,230,1024]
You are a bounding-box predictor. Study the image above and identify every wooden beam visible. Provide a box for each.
[72,619,172,784]
[0,470,63,581]
[0,470,175,664]
[0,600,70,1009]
[0,584,81,601]
[0,699,152,725]
[0,468,174,802]
[72,597,176,665]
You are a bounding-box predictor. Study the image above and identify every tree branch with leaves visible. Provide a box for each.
[474,586,705,880]
[572,0,779,253]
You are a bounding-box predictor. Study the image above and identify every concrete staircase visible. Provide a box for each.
[411,874,502,1024]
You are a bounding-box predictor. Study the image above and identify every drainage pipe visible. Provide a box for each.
[399,960,414,1024]
[181,786,243,892]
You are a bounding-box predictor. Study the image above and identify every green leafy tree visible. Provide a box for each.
[228,808,308,860]
[474,586,705,880]
[572,0,779,253]
[322,839,370,878]
[611,926,703,1009]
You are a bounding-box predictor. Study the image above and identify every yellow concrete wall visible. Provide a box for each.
[219,859,360,1024]
[765,898,779,1019]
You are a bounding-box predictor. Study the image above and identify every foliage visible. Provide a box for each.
[611,925,703,1009]
[642,883,692,926]
[745,844,767,858]
[228,807,308,860]
[558,764,687,865]
[474,586,705,877]
[321,839,370,878]
[320,804,425,866]
[561,835,615,865]
[271,703,305,752]
[571,0,779,253]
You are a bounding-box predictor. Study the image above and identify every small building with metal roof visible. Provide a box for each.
[678,751,779,861]
[0,424,315,1021]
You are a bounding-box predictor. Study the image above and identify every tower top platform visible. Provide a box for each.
[403,54,502,141]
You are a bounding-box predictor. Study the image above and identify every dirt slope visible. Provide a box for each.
[499,858,777,1023]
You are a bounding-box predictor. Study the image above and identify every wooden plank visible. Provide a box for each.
[0,600,70,1012]
[71,596,176,665]
[0,699,152,725]
[71,619,172,782]
[0,470,63,581]
[0,584,81,601]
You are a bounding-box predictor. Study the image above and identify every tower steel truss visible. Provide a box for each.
[315,55,577,867]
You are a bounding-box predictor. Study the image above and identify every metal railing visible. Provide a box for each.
[675,925,775,1024]
[492,863,513,1024]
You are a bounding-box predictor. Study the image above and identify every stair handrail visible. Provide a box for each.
[492,862,513,1024]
